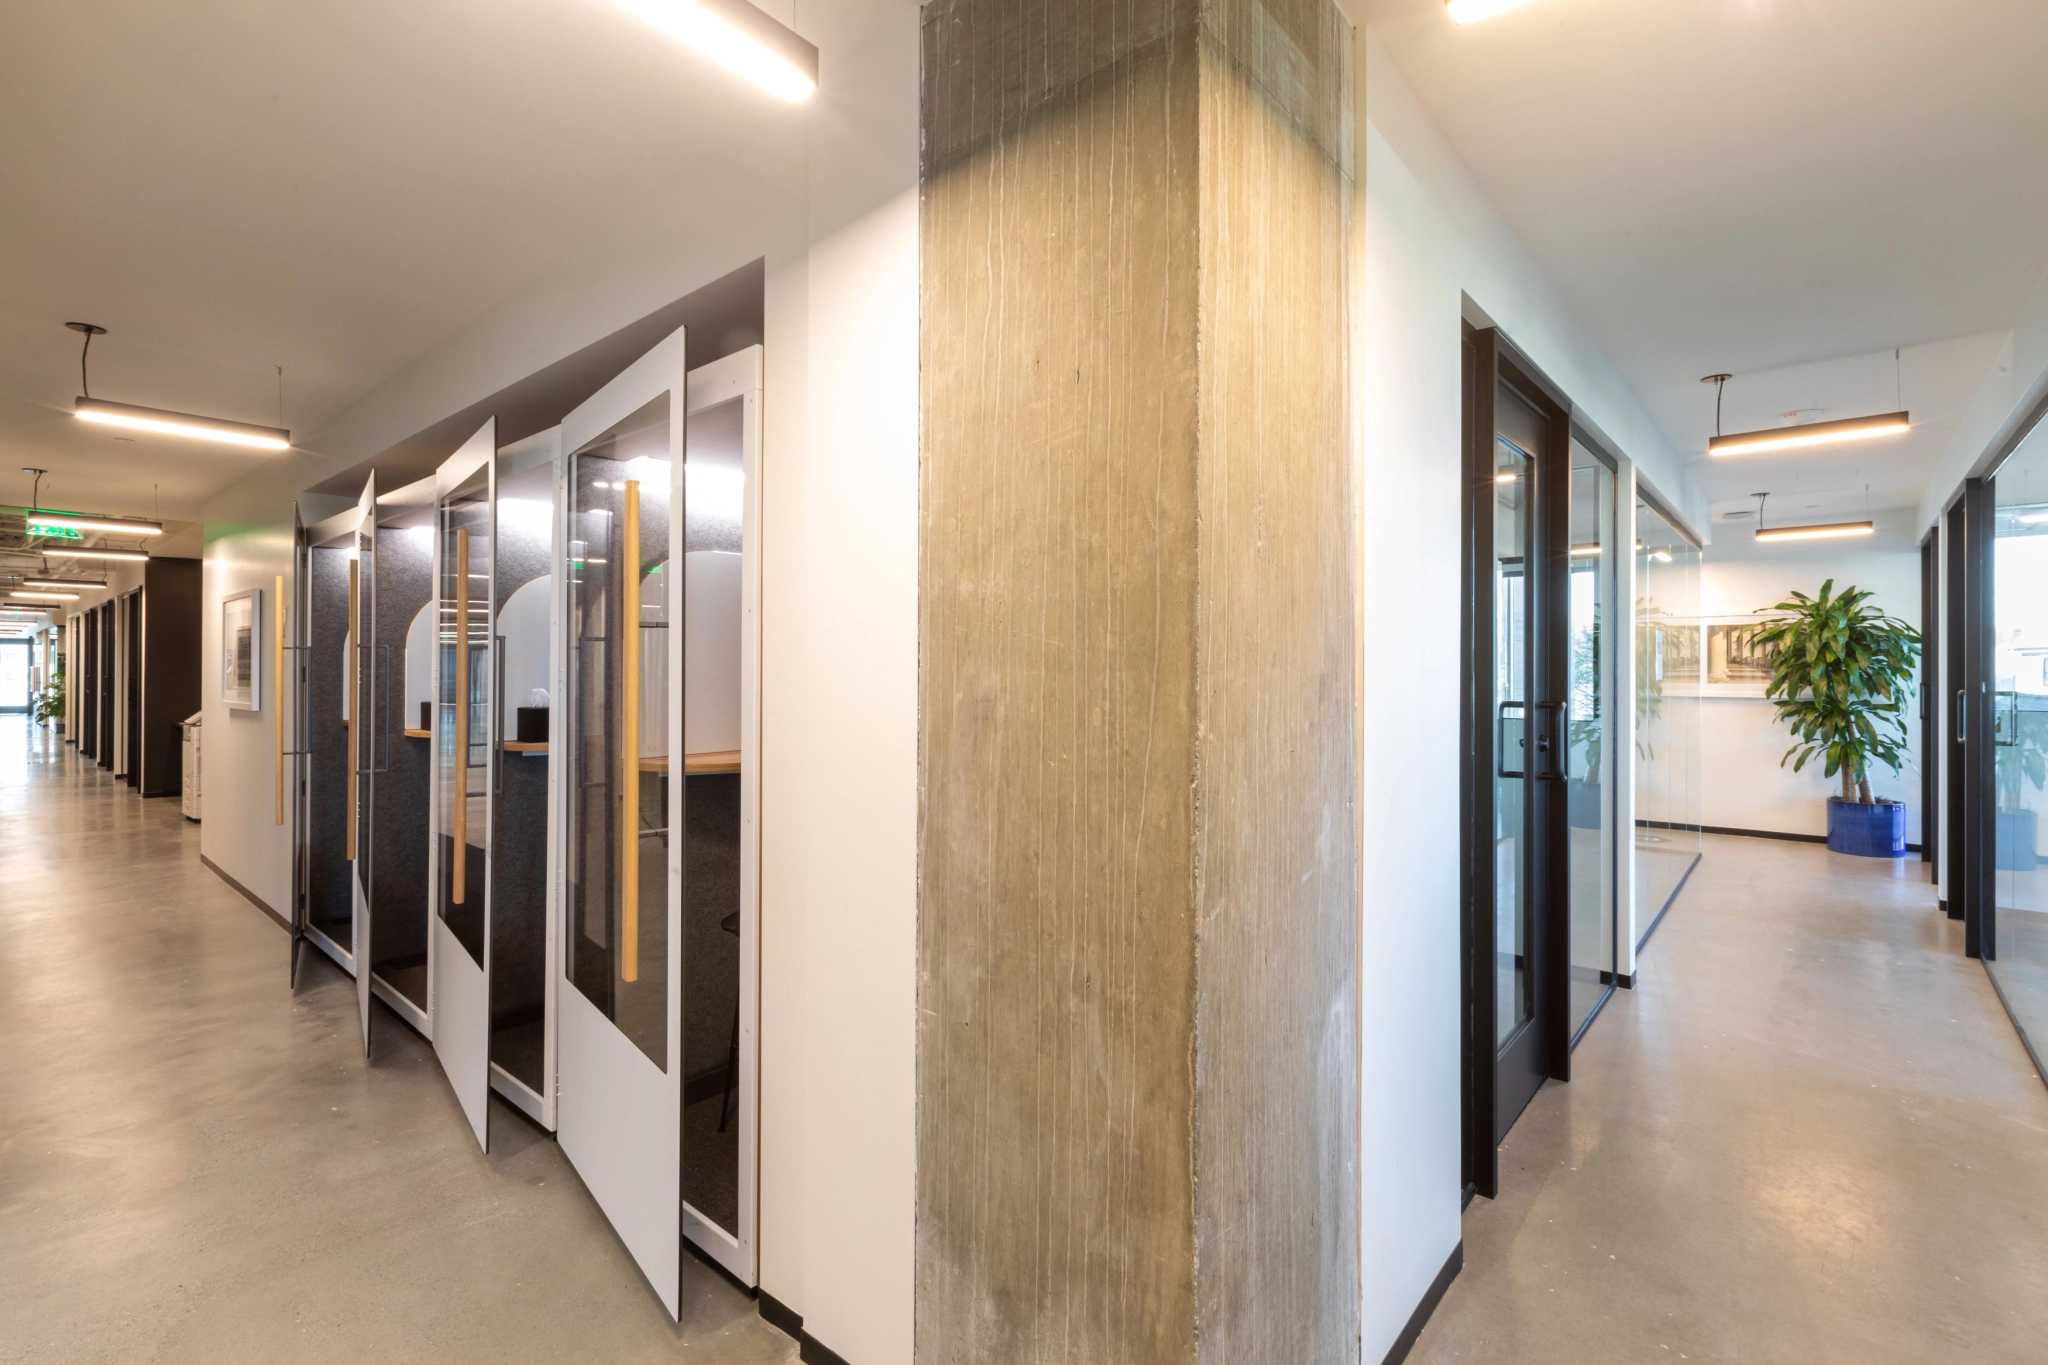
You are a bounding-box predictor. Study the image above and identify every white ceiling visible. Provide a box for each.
[0,0,811,528]
[1363,0,2048,522]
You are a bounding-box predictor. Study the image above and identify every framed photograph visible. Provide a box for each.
[222,588,261,711]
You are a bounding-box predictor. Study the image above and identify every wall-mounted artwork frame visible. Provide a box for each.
[1661,616,1779,697]
[222,587,261,711]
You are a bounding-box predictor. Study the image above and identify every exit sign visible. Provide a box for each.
[27,522,83,540]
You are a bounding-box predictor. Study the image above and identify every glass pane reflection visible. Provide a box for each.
[1988,417,2048,1049]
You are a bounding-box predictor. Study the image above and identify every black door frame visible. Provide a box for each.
[1920,528,1939,871]
[1462,324,1576,1200]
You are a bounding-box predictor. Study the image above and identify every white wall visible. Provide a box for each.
[1697,509,1924,842]
[1356,25,1709,1358]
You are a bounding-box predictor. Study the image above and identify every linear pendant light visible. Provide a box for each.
[612,0,818,101]
[11,590,80,601]
[1709,411,1911,457]
[63,322,291,449]
[1754,521,1876,542]
[26,509,163,536]
[1448,0,1543,22]
[75,397,290,449]
[23,578,103,590]
[39,546,149,562]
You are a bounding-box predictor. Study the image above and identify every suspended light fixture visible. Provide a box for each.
[39,547,148,562]
[65,323,291,449]
[25,510,163,537]
[11,590,79,601]
[611,0,818,101]
[22,578,102,590]
[1448,0,1542,21]
[1569,543,1603,557]
[1702,366,1910,456]
[1749,491,1873,543]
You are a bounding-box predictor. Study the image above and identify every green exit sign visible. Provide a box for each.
[27,522,83,540]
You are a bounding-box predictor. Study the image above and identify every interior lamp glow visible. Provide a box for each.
[23,579,101,590]
[612,0,819,101]
[1708,412,1910,457]
[11,590,79,601]
[38,547,149,563]
[27,510,163,537]
[1448,0,1543,23]
[1569,543,1603,557]
[1754,521,1876,543]
[2016,511,2048,525]
[76,397,290,450]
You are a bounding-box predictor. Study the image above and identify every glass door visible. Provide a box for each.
[1463,327,1577,1199]
[556,324,689,1316]
[432,421,497,1148]
[0,641,29,713]
[351,473,379,1054]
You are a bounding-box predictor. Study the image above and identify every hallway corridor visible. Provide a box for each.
[0,720,793,1364]
[1413,834,2048,1363]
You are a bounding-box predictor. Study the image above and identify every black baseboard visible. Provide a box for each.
[1615,972,1635,989]
[201,854,290,933]
[758,1290,853,1365]
[1381,1240,1463,1365]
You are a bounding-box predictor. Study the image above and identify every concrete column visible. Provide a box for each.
[918,2,1359,1360]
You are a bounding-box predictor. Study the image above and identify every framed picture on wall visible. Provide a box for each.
[1699,618,1777,696]
[222,588,261,711]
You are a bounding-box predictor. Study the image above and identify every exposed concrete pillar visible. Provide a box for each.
[918,1,1359,1361]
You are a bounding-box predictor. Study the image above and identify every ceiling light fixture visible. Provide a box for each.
[38,547,149,563]
[1447,0,1542,21]
[611,0,818,101]
[1650,550,1674,563]
[1495,472,1518,484]
[2015,511,2048,526]
[1710,412,1911,457]
[12,590,79,601]
[22,578,102,590]
[25,510,163,537]
[1754,521,1877,542]
[65,323,291,449]
[1570,543,1603,557]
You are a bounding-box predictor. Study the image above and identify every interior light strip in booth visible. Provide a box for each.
[1754,520,1876,543]
[76,396,290,449]
[38,548,149,562]
[27,510,162,536]
[1708,412,1910,457]
[612,0,818,101]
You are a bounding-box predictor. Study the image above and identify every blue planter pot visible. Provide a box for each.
[1826,798,1906,858]
[1567,780,1603,830]
[1996,809,2039,872]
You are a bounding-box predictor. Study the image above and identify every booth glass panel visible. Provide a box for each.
[567,395,673,1072]
[1988,417,2048,1050]
[439,473,493,969]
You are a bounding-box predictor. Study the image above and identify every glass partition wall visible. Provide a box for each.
[1633,495,1704,946]
[1986,416,2048,1064]
[1567,442,1616,1038]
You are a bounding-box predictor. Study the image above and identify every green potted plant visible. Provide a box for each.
[1749,579,1921,857]
[33,674,65,732]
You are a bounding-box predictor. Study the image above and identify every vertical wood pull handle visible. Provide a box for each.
[621,480,641,983]
[347,557,358,858]
[454,526,470,905]
[275,573,285,825]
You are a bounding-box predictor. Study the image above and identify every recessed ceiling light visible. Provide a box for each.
[612,0,818,101]
[1448,0,1542,21]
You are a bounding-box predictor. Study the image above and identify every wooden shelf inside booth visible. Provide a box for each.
[402,728,431,739]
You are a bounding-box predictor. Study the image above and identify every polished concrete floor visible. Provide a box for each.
[0,720,795,1364]
[1412,833,2048,1365]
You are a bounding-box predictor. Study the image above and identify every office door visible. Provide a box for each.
[556,324,689,1315]
[432,421,497,1149]
[1463,327,1575,1200]
[0,641,29,714]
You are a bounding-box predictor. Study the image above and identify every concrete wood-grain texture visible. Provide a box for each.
[918,2,1359,1360]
